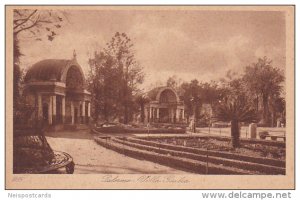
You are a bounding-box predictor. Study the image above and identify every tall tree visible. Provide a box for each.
[166,75,182,89]
[180,80,204,121]
[135,94,149,123]
[13,37,22,119]
[104,32,144,124]
[180,80,223,122]
[201,81,222,106]
[269,95,286,127]
[12,9,67,171]
[88,52,119,121]
[13,9,65,126]
[88,32,144,123]
[243,57,284,125]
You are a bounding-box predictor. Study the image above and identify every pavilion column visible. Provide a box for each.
[62,96,65,123]
[71,101,74,124]
[37,93,43,121]
[173,109,176,123]
[152,108,154,121]
[182,109,185,121]
[48,96,53,125]
[52,95,56,125]
[157,108,160,122]
[78,103,82,123]
[82,101,86,124]
[87,101,91,123]
[149,107,152,122]
[145,108,148,123]
[180,109,183,120]
[176,108,179,122]
[78,101,81,123]
[171,109,175,123]
[153,108,155,121]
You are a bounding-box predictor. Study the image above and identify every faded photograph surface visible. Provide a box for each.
[7,6,294,189]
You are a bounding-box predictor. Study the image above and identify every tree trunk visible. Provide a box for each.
[122,76,130,124]
[103,102,108,121]
[124,103,128,124]
[256,95,259,112]
[262,94,269,126]
[123,64,129,124]
[231,119,240,148]
[13,35,21,130]
[192,103,197,133]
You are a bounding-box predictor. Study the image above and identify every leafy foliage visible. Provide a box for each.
[180,79,222,121]
[13,9,66,129]
[13,9,66,41]
[214,100,257,123]
[214,77,258,148]
[180,80,203,119]
[88,32,144,123]
[166,75,183,89]
[243,57,284,125]
[88,52,119,121]
[135,95,150,123]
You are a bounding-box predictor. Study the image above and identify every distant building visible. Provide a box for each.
[144,86,185,123]
[23,54,91,128]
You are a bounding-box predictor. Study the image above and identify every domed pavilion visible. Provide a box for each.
[23,53,91,128]
[145,86,185,123]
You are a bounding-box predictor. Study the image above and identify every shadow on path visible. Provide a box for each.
[45,129,93,140]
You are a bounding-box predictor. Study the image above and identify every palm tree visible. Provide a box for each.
[214,98,257,148]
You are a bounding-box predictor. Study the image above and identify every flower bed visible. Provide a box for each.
[146,137,285,161]
[112,137,284,174]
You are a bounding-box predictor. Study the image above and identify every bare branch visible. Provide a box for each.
[13,9,22,16]
[14,14,41,35]
[13,10,38,30]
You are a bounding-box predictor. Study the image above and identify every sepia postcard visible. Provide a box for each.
[5,5,295,189]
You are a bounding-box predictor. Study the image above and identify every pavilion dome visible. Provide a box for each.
[24,59,85,84]
[146,86,180,103]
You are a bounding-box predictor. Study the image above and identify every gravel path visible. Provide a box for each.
[46,130,187,174]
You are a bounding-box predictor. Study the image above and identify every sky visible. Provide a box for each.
[19,9,286,90]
